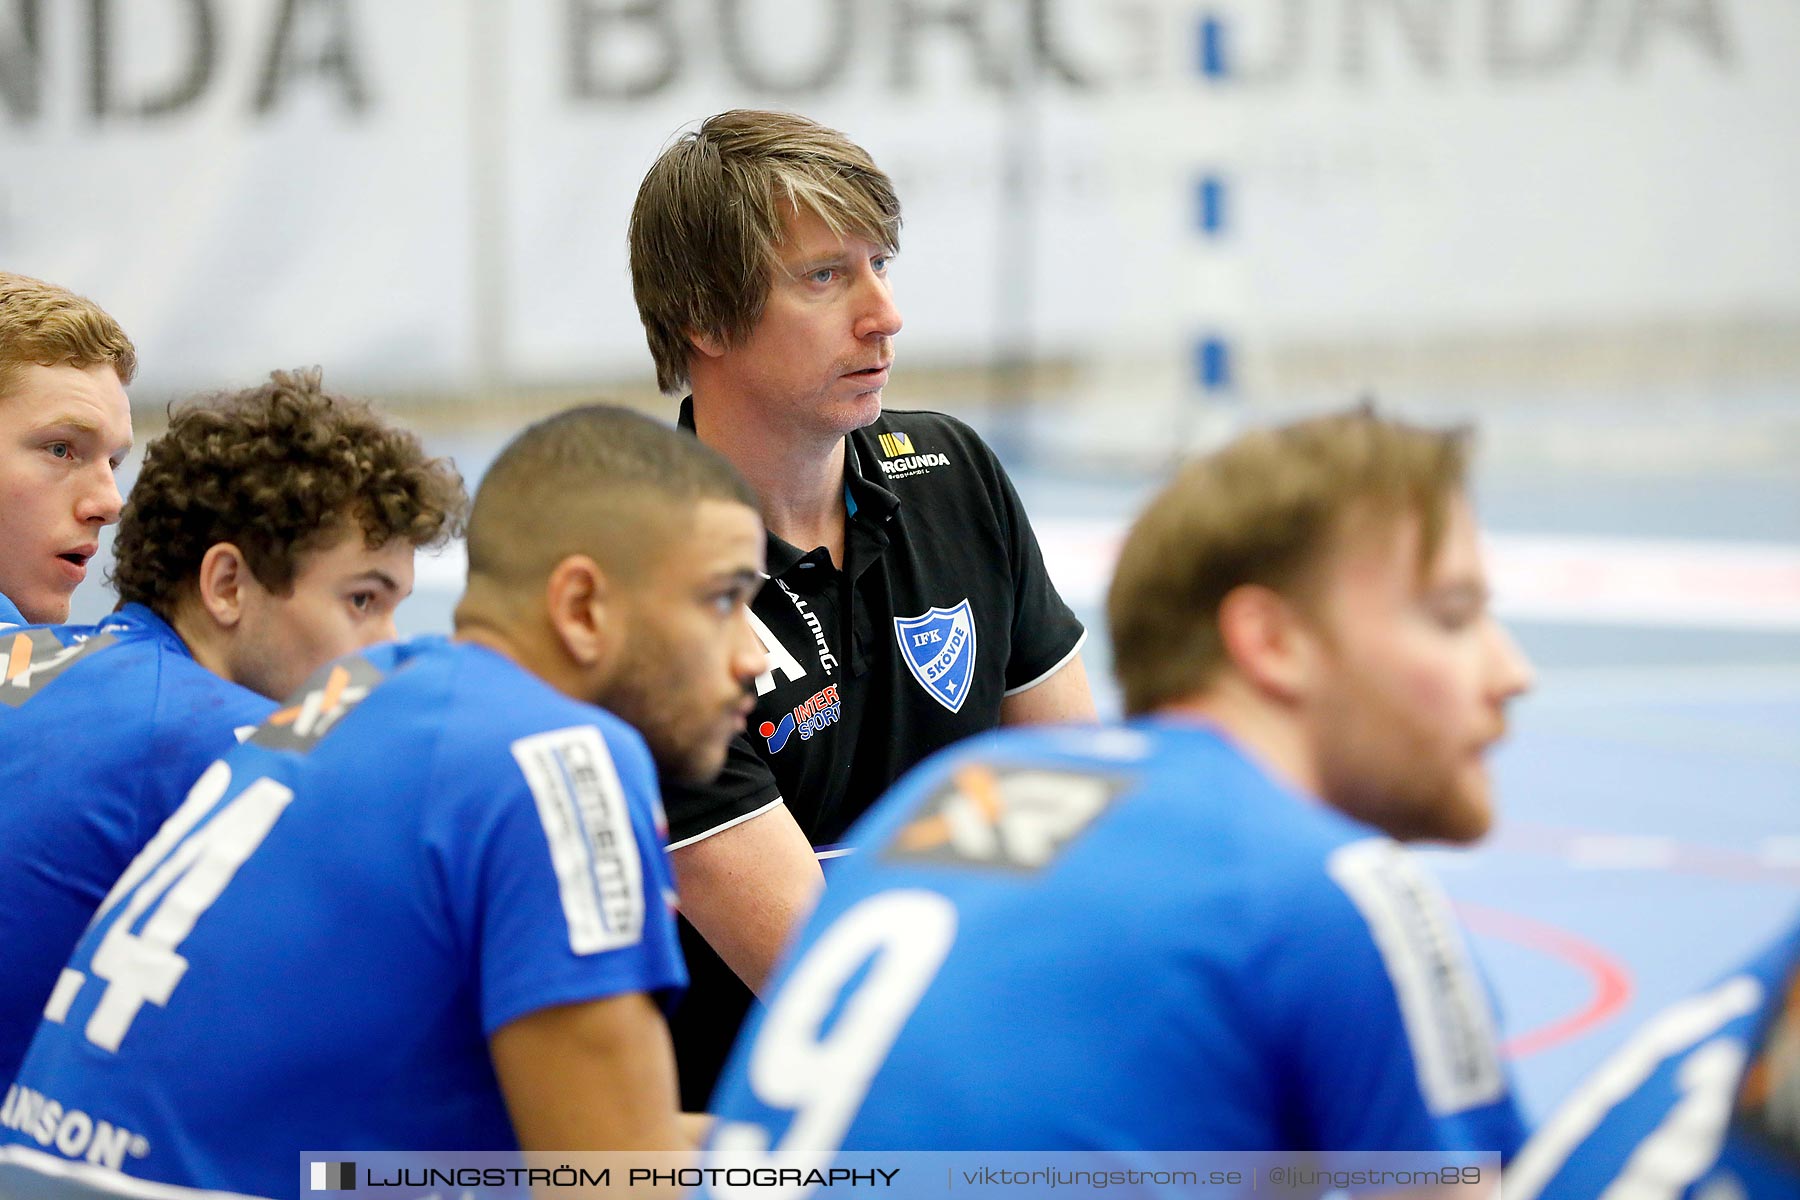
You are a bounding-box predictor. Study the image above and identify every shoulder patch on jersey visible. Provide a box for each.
[511,725,646,955]
[0,629,117,707]
[882,763,1129,873]
[1326,838,1508,1116]
[250,655,385,753]
[1736,945,1800,1164]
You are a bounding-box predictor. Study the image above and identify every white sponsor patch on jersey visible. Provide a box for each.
[1327,838,1507,1116]
[511,726,645,955]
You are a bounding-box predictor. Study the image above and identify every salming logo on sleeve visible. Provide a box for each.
[1327,838,1508,1116]
[250,656,386,753]
[511,726,646,955]
[0,630,116,707]
[884,764,1128,872]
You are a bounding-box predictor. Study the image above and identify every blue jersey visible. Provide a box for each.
[0,591,25,628]
[0,638,685,1199]
[1509,917,1800,1200]
[703,721,1525,1169]
[0,605,271,1083]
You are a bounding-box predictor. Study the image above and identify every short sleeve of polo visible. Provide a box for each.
[976,437,1086,692]
[661,731,782,849]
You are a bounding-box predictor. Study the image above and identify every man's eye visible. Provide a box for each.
[349,592,375,613]
[1431,606,1479,632]
[711,587,753,617]
[47,442,72,460]
[809,268,836,285]
[872,255,890,273]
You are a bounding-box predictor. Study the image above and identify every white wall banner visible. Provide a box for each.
[2,0,1795,398]
[0,0,477,393]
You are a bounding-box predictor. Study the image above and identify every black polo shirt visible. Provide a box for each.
[666,398,1086,1105]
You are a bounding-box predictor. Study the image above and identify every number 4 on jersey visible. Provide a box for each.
[43,762,294,1053]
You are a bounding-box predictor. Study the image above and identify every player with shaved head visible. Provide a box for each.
[2,406,768,1199]
[454,405,772,785]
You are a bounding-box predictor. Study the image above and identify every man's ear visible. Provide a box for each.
[544,554,611,669]
[687,326,726,360]
[195,543,250,629]
[1216,583,1319,704]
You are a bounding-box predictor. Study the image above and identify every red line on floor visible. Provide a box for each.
[1455,900,1635,1060]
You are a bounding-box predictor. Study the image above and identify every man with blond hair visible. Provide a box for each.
[0,272,136,627]
[0,368,466,1083]
[630,108,1095,1107]
[700,407,1534,1173]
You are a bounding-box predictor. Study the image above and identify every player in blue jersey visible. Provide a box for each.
[0,368,465,1084]
[0,405,770,1199]
[1508,915,1800,1198]
[0,272,136,629]
[700,408,1535,1183]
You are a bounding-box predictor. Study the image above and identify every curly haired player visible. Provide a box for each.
[0,367,464,1083]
